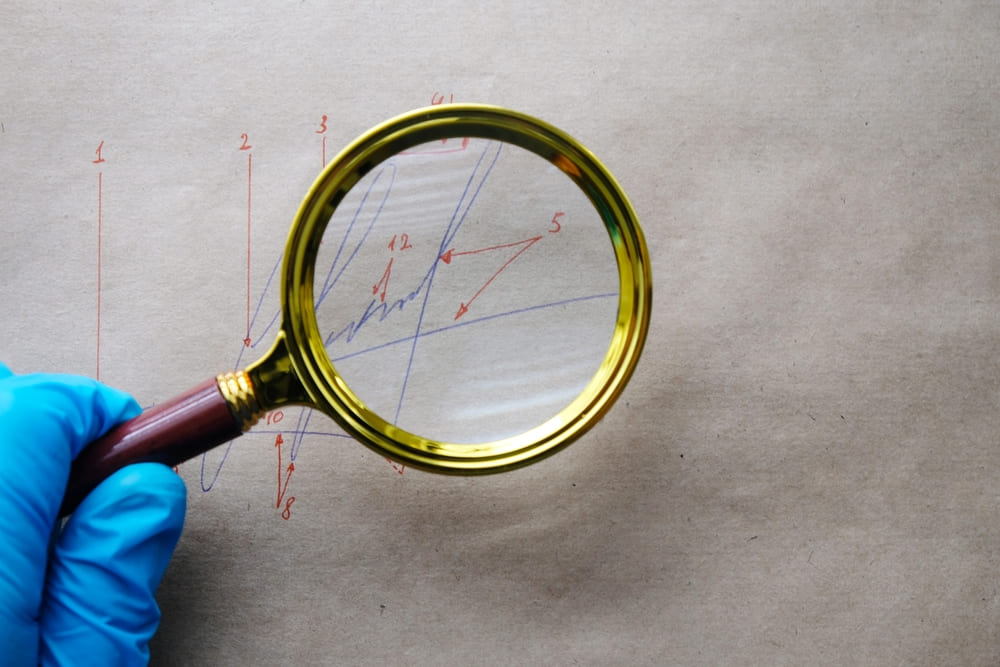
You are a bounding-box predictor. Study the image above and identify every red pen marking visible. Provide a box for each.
[274,432,295,520]
[373,256,393,303]
[241,135,252,346]
[316,115,328,167]
[96,168,102,379]
[439,236,542,319]
[93,140,106,164]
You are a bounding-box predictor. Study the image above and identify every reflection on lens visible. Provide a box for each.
[311,138,619,444]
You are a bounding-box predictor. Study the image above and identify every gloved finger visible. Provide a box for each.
[0,372,141,662]
[39,462,186,665]
[0,361,12,379]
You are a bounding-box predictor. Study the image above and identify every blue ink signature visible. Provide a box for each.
[199,140,616,494]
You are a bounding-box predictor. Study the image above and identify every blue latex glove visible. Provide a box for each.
[0,363,186,665]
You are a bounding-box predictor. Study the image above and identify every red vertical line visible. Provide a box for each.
[246,152,252,343]
[321,135,326,167]
[276,434,281,507]
[96,171,103,379]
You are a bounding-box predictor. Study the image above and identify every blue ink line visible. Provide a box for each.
[200,439,235,492]
[234,254,284,369]
[315,164,396,309]
[289,407,314,460]
[321,251,439,348]
[330,291,618,364]
[207,140,596,493]
[249,255,283,343]
[209,168,399,491]
[393,141,504,423]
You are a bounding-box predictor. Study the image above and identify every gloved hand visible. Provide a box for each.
[0,362,186,665]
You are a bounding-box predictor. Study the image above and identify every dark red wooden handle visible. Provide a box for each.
[60,377,243,517]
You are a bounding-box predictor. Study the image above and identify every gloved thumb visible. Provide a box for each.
[39,462,186,666]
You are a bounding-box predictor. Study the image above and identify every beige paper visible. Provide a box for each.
[2,2,998,664]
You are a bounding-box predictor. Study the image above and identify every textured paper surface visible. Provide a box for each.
[2,2,999,664]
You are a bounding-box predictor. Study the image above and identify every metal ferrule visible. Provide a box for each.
[217,370,264,430]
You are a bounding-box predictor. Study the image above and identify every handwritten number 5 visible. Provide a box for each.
[549,211,564,233]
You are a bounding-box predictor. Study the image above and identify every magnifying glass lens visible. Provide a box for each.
[313,138,619,444]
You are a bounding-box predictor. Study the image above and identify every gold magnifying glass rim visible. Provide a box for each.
[276,104,651,473]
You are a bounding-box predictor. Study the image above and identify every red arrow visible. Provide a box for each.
[439,237,539,264]
[439,235,542,319]
[372,257,393,303]
[275,434,295,509]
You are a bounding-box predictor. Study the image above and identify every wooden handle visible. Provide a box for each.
[60,377,244,516]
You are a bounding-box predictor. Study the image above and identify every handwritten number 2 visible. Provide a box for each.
[239,133,252,151]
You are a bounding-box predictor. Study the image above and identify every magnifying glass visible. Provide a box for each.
[61,104,651,516]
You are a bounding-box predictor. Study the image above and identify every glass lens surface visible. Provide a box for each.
[312,137,619,444]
